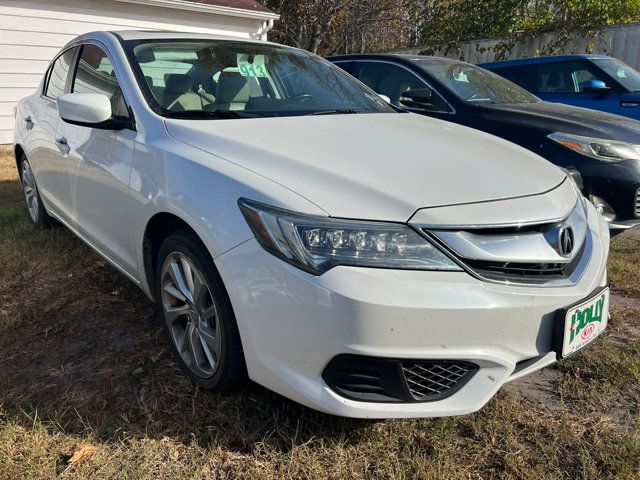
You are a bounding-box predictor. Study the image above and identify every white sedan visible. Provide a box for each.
[13,31,610,418]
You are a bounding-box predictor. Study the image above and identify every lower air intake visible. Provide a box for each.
[322,354,478,403]
[401,361,475,400]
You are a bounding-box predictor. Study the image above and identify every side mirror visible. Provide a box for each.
[399,88,434,109]
[581,79,610,94]
[378,93,391,103]
[57,93,128,130]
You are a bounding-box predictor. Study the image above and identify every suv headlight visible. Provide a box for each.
[239,199,462,275]
[548,132,640,162]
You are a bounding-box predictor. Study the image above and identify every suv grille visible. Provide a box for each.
[635,188,640,217]
[401,361,475,400]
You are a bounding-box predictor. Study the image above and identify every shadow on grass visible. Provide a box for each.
[0,178,373,455]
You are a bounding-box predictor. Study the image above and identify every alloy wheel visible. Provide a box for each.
[21,160,39,223]
[160,252,222,378]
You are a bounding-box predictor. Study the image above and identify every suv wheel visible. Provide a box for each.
[155,230,247,391]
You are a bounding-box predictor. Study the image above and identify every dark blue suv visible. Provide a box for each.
[481,55,640,120]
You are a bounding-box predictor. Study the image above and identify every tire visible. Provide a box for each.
[19,155,56,229]
[155,229,247,392]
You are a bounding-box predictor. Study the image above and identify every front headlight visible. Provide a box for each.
[548,132,640,162]
[239,199,462,275]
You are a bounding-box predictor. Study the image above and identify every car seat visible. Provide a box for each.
[162,73,215,111]
[215,72,250,110]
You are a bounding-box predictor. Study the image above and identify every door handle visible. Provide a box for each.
[56,137,70,155]
[24,116,34,130]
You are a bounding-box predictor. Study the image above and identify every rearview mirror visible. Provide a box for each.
[57,93,128,130]
[581,79,610,94]
[399,88,434,109]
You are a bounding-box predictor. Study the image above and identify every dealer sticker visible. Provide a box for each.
[562,288,609,357]
[237,54,268,77]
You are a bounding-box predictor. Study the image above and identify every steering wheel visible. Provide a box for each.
[290,93,315,103]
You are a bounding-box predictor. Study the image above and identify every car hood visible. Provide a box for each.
[165,113,565,222]
[479,101,640,143]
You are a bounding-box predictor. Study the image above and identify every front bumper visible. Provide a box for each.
[577,159,640,226]
[608,219,640,237]
[214,206,610,418]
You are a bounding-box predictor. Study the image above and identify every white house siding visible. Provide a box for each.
[0,0,275,143]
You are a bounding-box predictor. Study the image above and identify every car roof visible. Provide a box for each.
[327,53,471,67]
[480,54,612,68]
[75,30,285,48]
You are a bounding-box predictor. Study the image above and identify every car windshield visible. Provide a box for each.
[122,39,394,118]
[414,58,540,104]
[591,57,640,92]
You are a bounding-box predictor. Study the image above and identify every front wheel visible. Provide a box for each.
[155,230,247,391]
[20,155,56,229]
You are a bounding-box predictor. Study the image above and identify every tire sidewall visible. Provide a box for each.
[155,231,239,390]
[20,156,46,228]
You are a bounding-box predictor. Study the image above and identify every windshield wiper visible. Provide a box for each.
[164,110,257,119]
[310,109,361,116]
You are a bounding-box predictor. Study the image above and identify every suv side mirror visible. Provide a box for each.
[57,93,128,130]
[581,79,610,94]
[399,88,434,109]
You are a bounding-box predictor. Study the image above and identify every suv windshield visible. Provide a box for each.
[414,58,540,104]
[592,57,640,92]
[122,39,394,118]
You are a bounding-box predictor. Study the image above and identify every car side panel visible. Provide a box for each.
[61,122,139,275]
[537,92,621,115]
[129,137,329,298]
[20,95,74,220]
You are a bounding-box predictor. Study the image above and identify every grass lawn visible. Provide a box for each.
[0,151,639,479]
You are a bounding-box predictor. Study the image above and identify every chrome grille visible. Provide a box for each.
[422,201,590,286]
[635,188,640,217]
[401,361,476,400]
[462,238,587,284]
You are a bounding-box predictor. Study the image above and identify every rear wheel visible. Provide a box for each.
[155,230,247,391]
[20,155,55,229]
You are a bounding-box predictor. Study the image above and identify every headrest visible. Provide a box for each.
[136,47,156,63]
[216,71,250,104]
[164,74,192,94]
[144,75,154,87]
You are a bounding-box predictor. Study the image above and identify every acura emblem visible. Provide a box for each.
[558,225,575,257]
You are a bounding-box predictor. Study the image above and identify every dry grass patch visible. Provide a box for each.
[609,228,640,298]
[0,151,639,479]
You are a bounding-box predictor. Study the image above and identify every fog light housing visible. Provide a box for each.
[590,195,616,223]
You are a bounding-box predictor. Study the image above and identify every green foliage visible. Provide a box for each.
[417,0,525,45]
[259,0,640,56]
[416,0,640,47]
